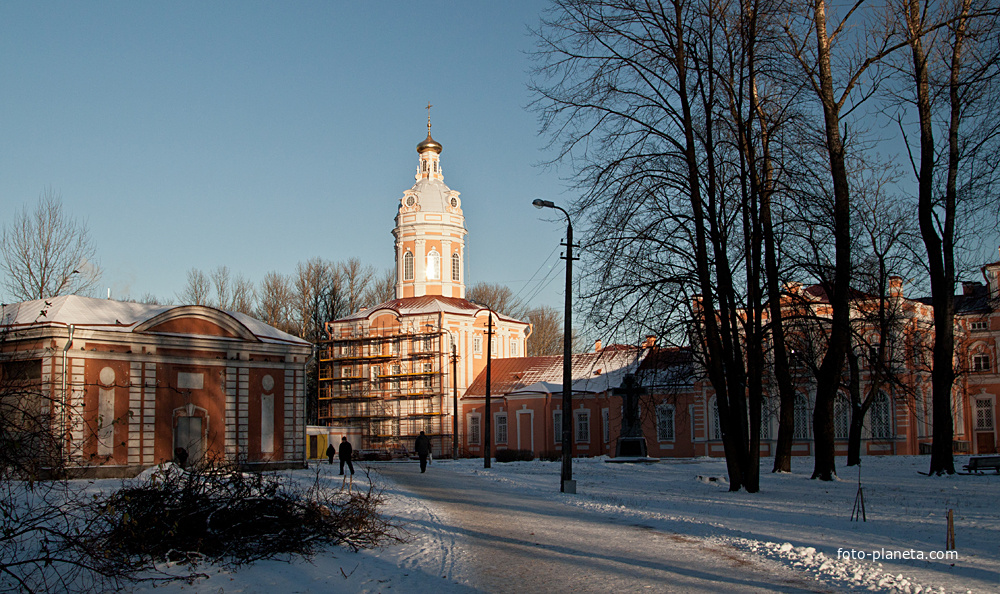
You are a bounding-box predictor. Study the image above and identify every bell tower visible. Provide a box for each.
[392,111,467,299]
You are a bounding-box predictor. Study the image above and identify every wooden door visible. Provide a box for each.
[976,432,996,454]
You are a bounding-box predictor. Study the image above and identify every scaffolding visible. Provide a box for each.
[318,326,452,457]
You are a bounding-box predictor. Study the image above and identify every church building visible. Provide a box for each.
[317,120,531,457]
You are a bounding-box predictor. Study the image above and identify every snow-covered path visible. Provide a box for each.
[377,462,822,593]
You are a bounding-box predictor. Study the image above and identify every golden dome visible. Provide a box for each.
[416,132,442,154]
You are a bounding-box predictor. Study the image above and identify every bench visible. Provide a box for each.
[963,456,1000,474]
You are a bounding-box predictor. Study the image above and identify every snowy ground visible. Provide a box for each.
[118,455,997,593]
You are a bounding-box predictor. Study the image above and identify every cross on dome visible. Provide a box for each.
[417,102,443,155]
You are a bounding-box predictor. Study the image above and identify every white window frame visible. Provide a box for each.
[834,396,850,440]
[473,335,482,355]
[495,413,508,444]
[575,410,590,443]
[426,249,441,280]
[916,387,930,438]
[403,251,414,281]
[423,363,433,388]
[954,390,966,436]
[468,414,481,445]
[390,364,401,392]
[553,411,562,445]
[793,394,811,440]
[975,397,995,431]
[452,252,461,281]
[656,403,675,442]
[760,400,771,440]
[710,397,722,440]
[972,353,991,372]
[870,392,892,439]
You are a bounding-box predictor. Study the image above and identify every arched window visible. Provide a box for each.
[403,252,414,281]
[870,392,892,439]
[835,396,850,439]
[793,394,811,439]
[426,249,440,280]
[452,252,461,282]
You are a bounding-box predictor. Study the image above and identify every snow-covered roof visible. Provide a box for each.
[335,296,525,325]
[0,295,309,346]
[464,346,643,397]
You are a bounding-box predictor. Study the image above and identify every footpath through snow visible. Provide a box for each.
[377,462,816,593]
[125,455,996,593]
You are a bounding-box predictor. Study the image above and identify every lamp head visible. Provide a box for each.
[532,198,555,210]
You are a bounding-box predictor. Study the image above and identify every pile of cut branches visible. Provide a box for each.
[76,461,399,569]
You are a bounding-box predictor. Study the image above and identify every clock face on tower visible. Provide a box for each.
[450,197,458,207]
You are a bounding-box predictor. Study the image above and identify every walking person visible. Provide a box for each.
[415,430,431,473]
[326,442,335,465]
[339,436,355,476]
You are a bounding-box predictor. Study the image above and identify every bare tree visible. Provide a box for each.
[342,258,375,316]
[364,267,396,307]
[211,265,233,310]
[178,268,211,306]
[0,189,101,301]
[777,0,918,480]
[530,0,812,492]
[257,271,295,335]
[845,168,918,466]
[894,0,1000,475]
[525,305,564,356]
[466,282,526,319]
[230,273,256,315]
[293,258,339,341]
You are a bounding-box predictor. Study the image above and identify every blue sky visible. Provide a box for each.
[0,1,573,308]
[3,2,997,316]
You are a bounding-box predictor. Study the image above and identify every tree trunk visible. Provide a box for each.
[904,0,970,475]
[810,0,852,481]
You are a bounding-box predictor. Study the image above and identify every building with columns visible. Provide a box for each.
[317,121,530,457]
[0,296,312,477]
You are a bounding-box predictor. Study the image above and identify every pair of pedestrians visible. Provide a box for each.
[326,436,354,476]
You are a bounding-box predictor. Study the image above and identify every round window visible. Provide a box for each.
[450,197,458,207]
[406,196,415,207]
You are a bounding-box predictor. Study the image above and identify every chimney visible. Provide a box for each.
[594,339,602,352]
[963,281,983,296]
[889,276,903,297]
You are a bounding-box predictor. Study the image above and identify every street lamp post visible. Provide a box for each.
[532,198,577,493]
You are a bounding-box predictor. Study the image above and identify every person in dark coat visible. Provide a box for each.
[415,430,431,473]
[338,436,355,476]
[326,442,335,465]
